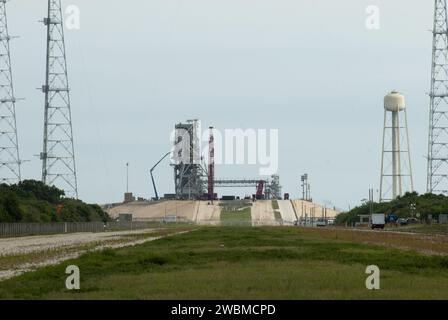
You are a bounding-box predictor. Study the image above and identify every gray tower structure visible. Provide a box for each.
[172,120,205,199]
[41,0,78,198]
[0,0,21,184]
[427,0,448,195]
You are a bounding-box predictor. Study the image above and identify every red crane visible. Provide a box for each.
[208,127,215,202]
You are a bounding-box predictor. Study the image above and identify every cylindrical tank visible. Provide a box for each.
[384,91,406,112]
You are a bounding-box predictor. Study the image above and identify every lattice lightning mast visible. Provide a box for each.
[0,0,21,184]
[428,0,448,195]
[41,0,78,198]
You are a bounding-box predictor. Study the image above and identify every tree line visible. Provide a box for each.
[0,180,110,223]
[335,192,447,225]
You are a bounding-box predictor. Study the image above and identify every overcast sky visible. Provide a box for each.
[7,0,434,209]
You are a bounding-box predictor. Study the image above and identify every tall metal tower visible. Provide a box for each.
[380,91,414,202]
[41,0,78,198]
[207,127,215,201]
[428,0,448,195]
[0,0,21,184]
[172,120,205,200]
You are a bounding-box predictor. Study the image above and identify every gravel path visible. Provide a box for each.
[0,229,158,257]
[0,229,194,281]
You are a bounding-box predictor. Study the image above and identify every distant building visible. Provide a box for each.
[124,192,135,203]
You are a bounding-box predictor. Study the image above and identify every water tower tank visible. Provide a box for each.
[384,91,406,112]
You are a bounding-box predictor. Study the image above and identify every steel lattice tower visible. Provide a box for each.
[172,120,205,200]
[428,0,448,195]
[0,0,20,184]
[41,0,78,198]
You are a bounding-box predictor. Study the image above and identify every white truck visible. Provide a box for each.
[371,213,385,230]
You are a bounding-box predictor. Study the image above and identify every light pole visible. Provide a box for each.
[301,174,309,201]
[126,162,129,193]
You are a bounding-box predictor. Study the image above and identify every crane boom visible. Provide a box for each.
[150,152,171,200]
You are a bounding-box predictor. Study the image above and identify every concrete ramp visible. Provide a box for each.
[107,201,197,221]
[195,201,221,225]
[291,200,341,219]
[277,200,297,225]
[251,201,277,226]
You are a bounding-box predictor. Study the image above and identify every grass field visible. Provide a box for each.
[386,224,448,236]
[220,208,252,223]
[0,227,447,300]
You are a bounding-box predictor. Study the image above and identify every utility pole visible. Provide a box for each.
[208,127,215,203]
[428,0,448,195]
[0,0,21,184]
[301,174,309,201]
[126,162,129,193]
[41,0,78,198]
[307,182,311,202]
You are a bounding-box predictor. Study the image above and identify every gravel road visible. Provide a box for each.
[0,228,193,281]
[0,229,157,257]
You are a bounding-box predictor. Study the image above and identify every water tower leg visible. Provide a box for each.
[392,111,399,199]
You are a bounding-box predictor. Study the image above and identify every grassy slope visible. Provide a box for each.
[272,200,282,222]
[1,227,448,300]
[220,208,252,222]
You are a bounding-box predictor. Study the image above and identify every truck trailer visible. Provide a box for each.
[371,213,386,230]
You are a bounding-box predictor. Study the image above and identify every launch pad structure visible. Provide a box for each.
[170,120,282,200]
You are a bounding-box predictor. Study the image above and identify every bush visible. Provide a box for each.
[0,186,22,222]
[0,180,110,223]
[336,192,448,225]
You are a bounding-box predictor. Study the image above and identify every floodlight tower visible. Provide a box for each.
[41,0,78,198]
[427,0,448,195]
[0,0,21,184]
[380,91,414,202]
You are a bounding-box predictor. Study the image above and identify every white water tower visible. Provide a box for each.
[380,91,414,202]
